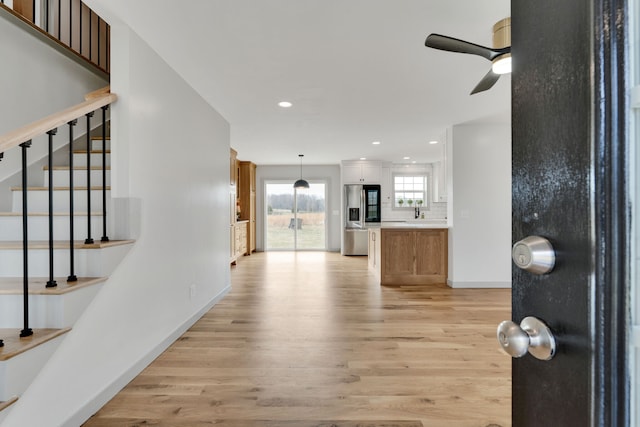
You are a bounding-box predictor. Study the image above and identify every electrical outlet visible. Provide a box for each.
[189,284,196,299]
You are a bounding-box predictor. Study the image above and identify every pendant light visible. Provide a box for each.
[294,154,310,189]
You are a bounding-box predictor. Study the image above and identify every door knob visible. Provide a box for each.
[512,236,555,274]
[497,316,556,361]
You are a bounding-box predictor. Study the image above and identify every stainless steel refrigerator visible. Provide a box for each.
[343,184,381,255]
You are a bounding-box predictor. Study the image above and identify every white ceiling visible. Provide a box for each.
[90,0,511,165]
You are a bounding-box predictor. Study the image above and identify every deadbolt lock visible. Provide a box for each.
[512,236,555,274]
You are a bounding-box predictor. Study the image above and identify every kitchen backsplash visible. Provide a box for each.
[381,201,447,221]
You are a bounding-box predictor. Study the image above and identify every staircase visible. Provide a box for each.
[0,132,133,421]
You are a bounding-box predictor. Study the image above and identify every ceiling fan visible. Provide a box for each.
[425,18,511,95]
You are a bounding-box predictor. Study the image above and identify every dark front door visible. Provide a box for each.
[510,1,630,426]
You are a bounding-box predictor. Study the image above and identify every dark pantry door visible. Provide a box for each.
[507,1,630,426]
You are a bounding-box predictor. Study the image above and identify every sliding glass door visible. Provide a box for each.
[265,181,326,250]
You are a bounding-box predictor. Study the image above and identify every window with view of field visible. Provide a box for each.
[265,182,326,250]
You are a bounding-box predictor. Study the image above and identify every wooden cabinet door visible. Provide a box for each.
[230,149,237,186]
[415,229,446,277]
[382,230,415,276]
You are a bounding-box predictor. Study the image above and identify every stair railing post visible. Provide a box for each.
[85,111,94,244]
[20,140,33,338]
[46,128,57,288]
[100,105,109,242]
[67,119,78,282]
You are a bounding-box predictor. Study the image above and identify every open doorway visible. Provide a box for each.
[265,181,327,251]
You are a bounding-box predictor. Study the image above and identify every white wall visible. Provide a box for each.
[2,24,232,427]
[447,123,511,288]
[0,10,107,208]
[255,164,341,252]
[380,162,448,222]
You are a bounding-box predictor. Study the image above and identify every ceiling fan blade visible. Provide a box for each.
[425,34,508,61]
[470,69,501,94]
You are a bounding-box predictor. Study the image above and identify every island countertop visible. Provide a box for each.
[371,221,448,229]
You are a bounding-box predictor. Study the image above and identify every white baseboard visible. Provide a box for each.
[63,283,231,427]
[446,279,511,289]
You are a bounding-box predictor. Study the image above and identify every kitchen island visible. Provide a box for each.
[368,223,448,285]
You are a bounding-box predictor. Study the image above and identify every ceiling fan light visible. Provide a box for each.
[492,54,512,74]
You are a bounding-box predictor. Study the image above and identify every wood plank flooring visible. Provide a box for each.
[84,252,511,427]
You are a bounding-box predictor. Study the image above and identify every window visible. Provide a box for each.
[393,174,427,209]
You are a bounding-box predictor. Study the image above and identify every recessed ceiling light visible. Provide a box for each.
[372,141,381,145]
[429,140,439,145]
[403,156,410,160]
[278,101,293,108]
[360,157,367,160]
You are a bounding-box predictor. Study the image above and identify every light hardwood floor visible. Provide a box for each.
[84,252,511,427]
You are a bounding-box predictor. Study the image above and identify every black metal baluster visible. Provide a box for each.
[46,129,57,288]
[68,0,72,49]
[85,111,94,244]
[100,105,109,242]
[31,0,35,23]
[106,24,110,72]
[20,141,33,338]
[97,18,101,68]
[45,0,49,33]
[57,0,61,39]
[88,9,92,63]
[67,119,78,282]
[79,1,82,56]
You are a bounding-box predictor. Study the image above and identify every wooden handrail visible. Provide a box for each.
[0,90,117,154]
[85,85,111,101]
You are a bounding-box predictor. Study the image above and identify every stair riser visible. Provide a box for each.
[0,284,104,329]
[90,140,110,151]
[12,190,110,212]
[0,216,105,241]
[72,152,110,168]
[0,333,67,401]
[44,169,111,187]
[0,245,132,278]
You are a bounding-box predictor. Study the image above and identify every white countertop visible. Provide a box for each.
[370,221,449,229]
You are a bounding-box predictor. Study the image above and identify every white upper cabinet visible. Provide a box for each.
[341,160,382,184]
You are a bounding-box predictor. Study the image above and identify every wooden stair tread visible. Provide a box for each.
[43,166,111,171]
[11,186,111,191]
[0,328,71,361]
[0,277,107,295]
[0,239,135,250]
[0,396,18,412]
[0,212,103,216]
[91,136,110,140]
